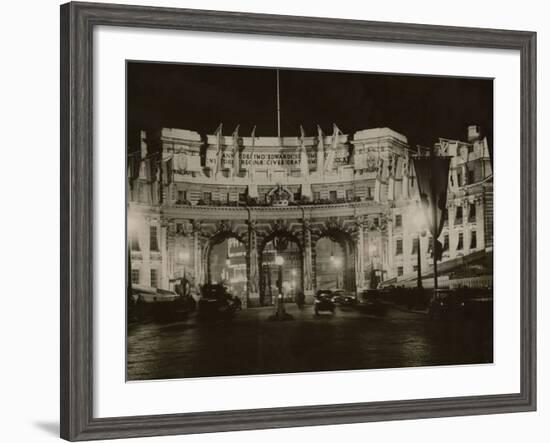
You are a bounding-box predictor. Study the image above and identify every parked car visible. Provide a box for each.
[129,284,191,322]
[331,290,357,306]
[314,292,335,315]
[355,289,388,315]
[198,284,239,319]
[428,289,466,320]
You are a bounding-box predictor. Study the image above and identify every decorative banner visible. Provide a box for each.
[412,155,451,259]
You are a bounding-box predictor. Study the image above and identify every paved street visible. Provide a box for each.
[127,304,493,381]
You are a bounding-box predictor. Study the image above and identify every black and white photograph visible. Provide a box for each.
[126,62,494,381]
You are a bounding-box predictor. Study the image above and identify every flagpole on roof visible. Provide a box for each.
[276,69,281,138]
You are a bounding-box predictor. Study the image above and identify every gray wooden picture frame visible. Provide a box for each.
[60,1,537,441]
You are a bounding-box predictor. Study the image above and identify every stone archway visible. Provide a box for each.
[258,229,304,306]
[203,229,248,299]
[312,224,357,294]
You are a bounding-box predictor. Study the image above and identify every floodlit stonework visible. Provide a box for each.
[128,125,493,307]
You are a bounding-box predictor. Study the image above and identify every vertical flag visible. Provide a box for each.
[299,125,309,177]
[412,154,451,260]
[317,125,325,173]
[232,125,240,177]
[249,125,256,180]
[324,123,340,173]
[214,123,223,175]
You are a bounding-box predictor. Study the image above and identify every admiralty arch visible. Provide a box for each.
[127,124,493,307]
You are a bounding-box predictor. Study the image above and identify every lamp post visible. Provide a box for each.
[411,211,426,290]
[368,243,377,289]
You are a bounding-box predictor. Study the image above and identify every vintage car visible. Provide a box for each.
[129,284,195,322]
[314,291,336,315]
[428,288,493,321]
[331,290,357,306]
[355,289,388,316]
[198,284,239,319]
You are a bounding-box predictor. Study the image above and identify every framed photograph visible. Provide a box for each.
[60,1,536,441]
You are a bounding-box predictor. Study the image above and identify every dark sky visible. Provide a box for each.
[127,61,493,155]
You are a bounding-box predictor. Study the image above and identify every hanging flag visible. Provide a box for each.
[299,125,309,177]
[213,123,223,175]
[317,125,325,173]
[249,125,256,179]
[324,123,340,173]
[412,154,451,260]
[232,125,240,176]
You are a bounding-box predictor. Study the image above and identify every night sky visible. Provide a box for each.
[127,61,493,156]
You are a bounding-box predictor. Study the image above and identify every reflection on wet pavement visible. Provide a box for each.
[127,305,493,381]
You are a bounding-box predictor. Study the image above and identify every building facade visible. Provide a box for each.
[127,124,493,306]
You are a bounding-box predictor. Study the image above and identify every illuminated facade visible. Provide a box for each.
[128,124,493,306]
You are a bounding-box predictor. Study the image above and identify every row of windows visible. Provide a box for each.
[394,203,477,229]
[130,226,159,252]
[396,231,477,256]
[131,269,158,288]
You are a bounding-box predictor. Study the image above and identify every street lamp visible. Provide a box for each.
[368,243,378,289]
[411,208,427,290]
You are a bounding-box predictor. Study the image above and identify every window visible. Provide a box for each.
[396,239,403,255]
[455,206,463,225]
[411,237,419,254]
[373,217,379,227]
[177,190,185,202]
[203,191,212,202]
[313,191,320,201]
[397,266,404,276]
[150,269,158,288]
[346,189,353,200]
[239,192,246,203]
[131,269,140,284]
[443,234,449,251]
[469,203,476,222]
[130,231,140,251]
[366,187,372,200]
[395,214,402,228]
[293,192,301,201]
[456,170,462,187]
[457,232,464,250]
[470,231,477,249]
[149,226,159,251]
[468,169,475,185]
[329,190,337,201]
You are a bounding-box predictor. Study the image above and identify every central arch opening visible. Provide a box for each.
[259,233,303,306]
[314,229,356,294]
[207,233,247,302]
[315,237,345,291]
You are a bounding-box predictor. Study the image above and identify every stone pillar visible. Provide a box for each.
[247,220,260,308]
[355,217,366,293]
[302,219,314,303]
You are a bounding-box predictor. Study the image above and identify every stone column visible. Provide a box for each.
[302,219,314,303]
[247,220,260,308]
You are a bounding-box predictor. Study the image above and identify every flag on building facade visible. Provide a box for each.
[324,123,340,173]
[249,126,256,179]
[317,125,325,173]
[232,125,240,176]
[412,154,451,260]
[299,125,309,177]
[214,123,223,175]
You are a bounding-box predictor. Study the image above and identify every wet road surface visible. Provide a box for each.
[127,304,493,381]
